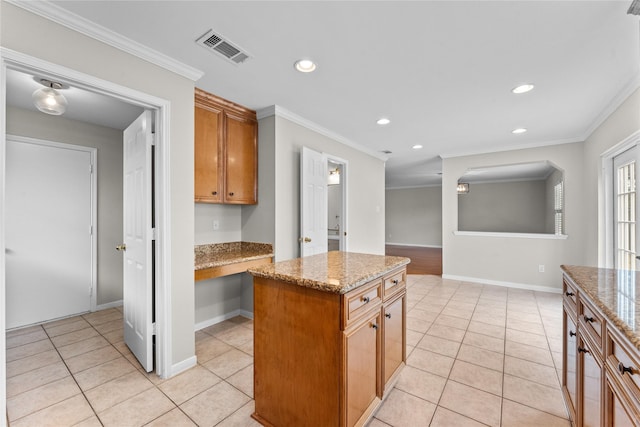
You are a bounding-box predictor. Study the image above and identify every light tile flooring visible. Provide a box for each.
[5,275,570,426]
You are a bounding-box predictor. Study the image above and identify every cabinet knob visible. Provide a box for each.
[618,362,636,376]
[584,315,595,323]
[578,346,589,354]
[362,296,370,304]
[212,191,217,195]
[229,192,234,196]
[392,279,399,285]
[371,323,378,330]
[385,313,391,319]
[565,291,574,297]
[569,330,576,337]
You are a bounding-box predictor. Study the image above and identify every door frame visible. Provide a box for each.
[6,135,98,316]
[601,129,640,268]
[326,154,349,252]
[0,48,173,385]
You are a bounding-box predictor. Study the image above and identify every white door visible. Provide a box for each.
[122,111,154,372]
[6,138,93,328]
[614,146,640,270]
[300,147,328,256]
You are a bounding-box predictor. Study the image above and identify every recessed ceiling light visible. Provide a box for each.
[412,144,423,150]
[512,128,527,134]
[512,84,535,94]
[294,59,316,73]
[377,118,391,125]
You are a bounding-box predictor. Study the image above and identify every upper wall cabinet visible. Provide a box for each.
[194,88,258,205]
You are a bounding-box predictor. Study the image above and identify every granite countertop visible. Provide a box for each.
[195,242,274,271]
[248,251,410,294]
[561,265,640,350]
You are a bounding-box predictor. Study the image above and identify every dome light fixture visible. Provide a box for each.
[32,79,68,115]
[376,117,391,126]
[294,59,317,73]
[512,84,535,94]
[512,128,528,134]
[412,144,423,150]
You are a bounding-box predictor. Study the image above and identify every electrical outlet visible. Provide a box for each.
[538,264,545,273]
[213,220,219,230]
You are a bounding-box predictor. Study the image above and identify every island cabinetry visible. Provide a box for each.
[561,266,640,427]
[194,88,257,204]
[250,253,409,427]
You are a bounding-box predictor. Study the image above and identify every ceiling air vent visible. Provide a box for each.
[196,29,251,65]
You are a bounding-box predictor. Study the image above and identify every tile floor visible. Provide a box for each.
[5,275,570,426]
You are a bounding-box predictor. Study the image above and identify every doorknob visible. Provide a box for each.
[116,244,127,251]
[298,237,312,243]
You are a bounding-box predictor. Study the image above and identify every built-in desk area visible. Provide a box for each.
[194,242,273,281]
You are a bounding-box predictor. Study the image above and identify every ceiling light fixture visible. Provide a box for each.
[412,144,423,150]
[512,84,535,94]
[457,183,470,194]
[32,79,68,115]
[512,128,527,134]
[294,59,316,73]
[376,118,391,125]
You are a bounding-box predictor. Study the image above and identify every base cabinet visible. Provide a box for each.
[579,335,603,427]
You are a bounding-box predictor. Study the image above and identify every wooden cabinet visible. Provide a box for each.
[562,272,640,427]
[253,266,406,427]
[194,88,257,204]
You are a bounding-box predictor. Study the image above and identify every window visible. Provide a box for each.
[614,150,636,270]
[554,181,564,235]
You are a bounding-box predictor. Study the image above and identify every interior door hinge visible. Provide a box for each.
[151,133,156,146]
[151,228,157,240]
[152,322,156,335]
[89,164,94,174]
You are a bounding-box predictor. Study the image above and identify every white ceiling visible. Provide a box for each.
[9,1,640,187]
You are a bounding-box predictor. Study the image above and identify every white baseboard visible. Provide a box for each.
[195,309,254,331]
[170,355,197,377]
[441,274,561,294]
[95,300,123,311]
[385,242,443,248]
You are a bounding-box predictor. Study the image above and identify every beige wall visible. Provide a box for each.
[2,3,196,369]
[442,142,585,290]
[274,116,386,259]
[385,186,442,247]
[458,180,547,234]
[584,88,640,266]
[7,106,124,306]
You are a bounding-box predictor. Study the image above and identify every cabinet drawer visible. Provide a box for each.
[606,326,640,411]
[579,297,604,356]
[383,269,406,300]
[563,278,578,316]
[343,280,382,329]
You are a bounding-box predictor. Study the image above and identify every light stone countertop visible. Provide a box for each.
[195,242,273,271]
[561,265,640,351]
[248,251,410,294]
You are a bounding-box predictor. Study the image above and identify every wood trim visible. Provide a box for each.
[195,87,257,120]
[385,245,442,275]
[194,257,272,281]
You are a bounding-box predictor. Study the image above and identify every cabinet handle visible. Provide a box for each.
[371,323,378,330]
[229,192,234,196]
[212,191,217,195]
[569,330,576,337]
[385,313,391,319]
[392,279,399,285]
[618,362,636,376]
[578,346,589,354]
[584,315,595,323]
[565,291,574,297]
[361,296,370,304]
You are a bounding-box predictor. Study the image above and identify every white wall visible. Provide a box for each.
[458,180,547,234]
[6,106,123,306]
[195,204,242,245]
[2,2,196,369]
[583,87,640,266]
[442,142,585,291]
[385,186,442,247]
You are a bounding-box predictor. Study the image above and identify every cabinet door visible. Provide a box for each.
[606,378,636,427]
[345,312,380,427]
[224,112,257,204]
[194,105,223,203]
[383,294,405,389]
[580,337,602,427]
[564,309,578,421]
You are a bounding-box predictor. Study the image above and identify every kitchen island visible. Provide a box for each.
[248,251,410,427]
[561,265,640,426]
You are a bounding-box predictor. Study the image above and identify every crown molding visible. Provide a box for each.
[257,105,388,161]
[6,0,204,82]
[439,136,583,159]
